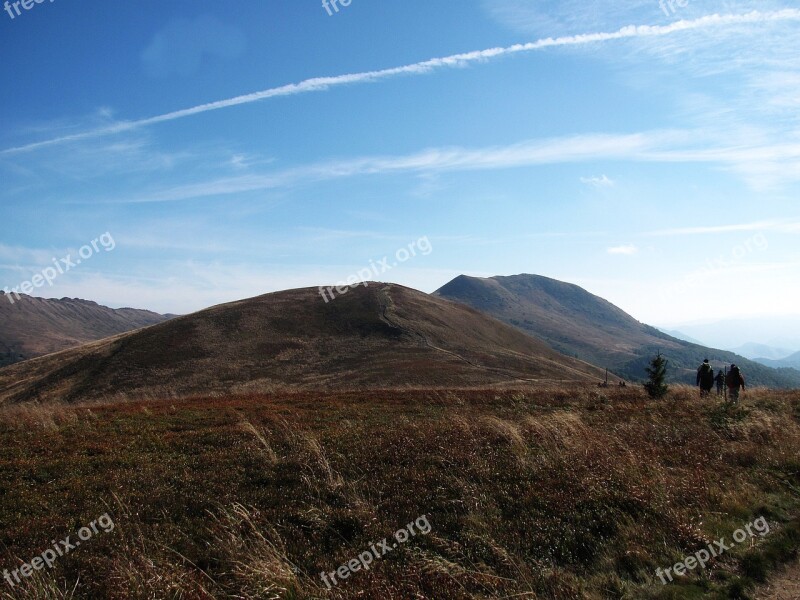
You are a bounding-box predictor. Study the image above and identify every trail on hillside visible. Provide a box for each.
[376,285,594,384]
[376,285,528,382]
[756,560,800,599]
[376,286,503,373]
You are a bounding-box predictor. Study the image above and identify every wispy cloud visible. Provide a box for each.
[86,127,800,204]
[581,174,615,187]
[644,220,800,236]
[607,244,639,255]
[141,16,246,78]
[484,0,663,35]
[0,243,64,267]
[87,132,670,203]
[4,9,799,156]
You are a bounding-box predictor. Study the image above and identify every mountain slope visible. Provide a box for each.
[0,293,173,367]
[658,329,707,346]
[435,274,800,388]
[0,284,609,404]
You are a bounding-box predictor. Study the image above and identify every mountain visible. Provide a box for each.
[660,317,800,352]
[731,343,794,361]
[753,351,800,370]
[658,329,707,346]
[0,293,174,367]
[434,274,800,388]
[0,283,610,405]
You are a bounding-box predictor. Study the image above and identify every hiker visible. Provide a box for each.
[726,364,746,404]
[696,359,715,397]
[714,370,725,396]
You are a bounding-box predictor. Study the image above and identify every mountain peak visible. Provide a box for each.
[436,274,800,388]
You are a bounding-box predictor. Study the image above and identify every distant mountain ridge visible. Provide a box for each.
[0,284,610,405]
[0,293,174,367]
[659,318,800,352]
[658,329,707,346]
[753,351,800,370]
[435,274,800,388]
[732,343,794,361]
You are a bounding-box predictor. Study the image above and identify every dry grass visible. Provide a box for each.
[0,285,612,406]
[207,503,306,599]
[1,386,799,599]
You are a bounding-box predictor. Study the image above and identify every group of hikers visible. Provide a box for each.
[696,359,746,403]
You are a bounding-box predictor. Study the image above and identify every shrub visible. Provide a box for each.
[644,353,669,399]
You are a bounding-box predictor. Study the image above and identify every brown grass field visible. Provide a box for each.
[1,385,799,599]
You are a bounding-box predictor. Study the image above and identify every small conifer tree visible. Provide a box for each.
[644,352,669,399]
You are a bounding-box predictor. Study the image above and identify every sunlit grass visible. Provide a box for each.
[1,386,799,598]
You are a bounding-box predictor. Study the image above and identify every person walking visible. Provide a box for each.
[696,359,715,398]
[725,364,746,405]
[714,370,725,396]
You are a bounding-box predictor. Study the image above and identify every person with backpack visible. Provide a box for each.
[714,370,725,396]
[726,364,746,404]
[696,359,715,398]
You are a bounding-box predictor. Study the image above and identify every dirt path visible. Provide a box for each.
[755,560,800,599]
[375,285,596,385]
[376,286,528,382]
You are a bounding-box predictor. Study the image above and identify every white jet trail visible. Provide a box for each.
[3,9,799,155]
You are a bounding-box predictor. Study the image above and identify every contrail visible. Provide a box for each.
[3,9,799,156]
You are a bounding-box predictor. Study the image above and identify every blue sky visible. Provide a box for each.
[1,0,799,333]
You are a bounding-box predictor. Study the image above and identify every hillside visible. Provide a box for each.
[0,283,608,405]
[435,274,800,388]
[2,386,799,599]
[658,328,706,346]
[0,292,173,367]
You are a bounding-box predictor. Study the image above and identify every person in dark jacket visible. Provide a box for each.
[696,359,715,397]
[714,370,725,396]
[726,364,746,404]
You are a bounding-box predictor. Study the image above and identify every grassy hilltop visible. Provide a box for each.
[1,385,800,599]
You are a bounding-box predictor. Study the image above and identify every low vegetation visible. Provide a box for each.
[1,385,799,599]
